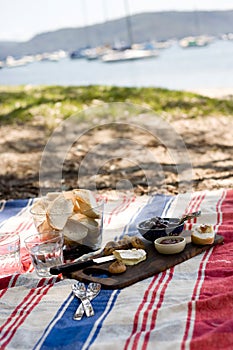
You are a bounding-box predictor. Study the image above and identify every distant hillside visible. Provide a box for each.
[0,10,233,60]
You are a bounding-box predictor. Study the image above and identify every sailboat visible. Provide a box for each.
[179,7,213,48]
[101,0,158,63]
[101,48,158,63]
[179,35,212,48]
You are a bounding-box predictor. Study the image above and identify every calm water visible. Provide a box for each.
[0,40,233,90]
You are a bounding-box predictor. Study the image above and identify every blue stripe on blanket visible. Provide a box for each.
[37,289,119,350]
[39,194,174,350]
[0,199,31,227]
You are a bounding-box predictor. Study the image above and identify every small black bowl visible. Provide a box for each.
[137,217,184,242]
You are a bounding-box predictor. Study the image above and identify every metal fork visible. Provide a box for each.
[72,282,94,318]
[73,282,101,321]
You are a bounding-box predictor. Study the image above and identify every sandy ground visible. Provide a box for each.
[0,90,232,200]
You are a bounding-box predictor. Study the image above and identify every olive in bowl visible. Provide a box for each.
[154,236,186,255]
[137,217,184,242]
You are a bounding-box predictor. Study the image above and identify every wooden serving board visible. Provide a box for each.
[67,234,224,289]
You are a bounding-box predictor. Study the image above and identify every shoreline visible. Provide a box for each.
[1,84,232,100]
[189,88,233,98]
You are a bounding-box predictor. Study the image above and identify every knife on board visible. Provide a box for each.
[50,255,116,275]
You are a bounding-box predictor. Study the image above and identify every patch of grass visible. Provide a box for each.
[0,85,232,127]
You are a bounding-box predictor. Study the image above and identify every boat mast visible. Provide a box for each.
[101,0,108,45]
[82,0,90,47]
[193,0,200,36]
[124,0,133,47]
[102,0,108,22]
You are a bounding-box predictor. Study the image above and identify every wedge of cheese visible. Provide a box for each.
[113,248,147,266]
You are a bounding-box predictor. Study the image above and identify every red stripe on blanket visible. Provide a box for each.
[123,274,160,350]
[181,249,212,350]
[141,267,175,349]
[181,189,226,350]
[186,192,206,231]
[0,274,20,293]
[0,280,54,348]
[183,192,201,231]
[106,195,136,226]
[189,189,233,350]
[134,272,169,348]
[0,279,47,334]
[124,271,167,350]
[116,196,136,216]
[106,195,127,225]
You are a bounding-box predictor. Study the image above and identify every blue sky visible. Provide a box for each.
[1,0,233,41]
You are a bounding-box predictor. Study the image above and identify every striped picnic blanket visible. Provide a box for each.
[0,189,233,350]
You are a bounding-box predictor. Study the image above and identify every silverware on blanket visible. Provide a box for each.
[73,282,101,321]
[178,211,201,225]
[72,282,95,318]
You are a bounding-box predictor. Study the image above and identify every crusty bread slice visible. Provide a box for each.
[77,214,98,229]
[62,214,88,243]
[191,224,215,245]
[31,199,47,215]
[63,191,80,212]
[113,249,147,266]
[30,199,48,228]
[37,218,52,234]
[73,189,101,218]
[47,194,73,230]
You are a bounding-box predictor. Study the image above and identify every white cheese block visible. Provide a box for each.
[113,248,147,266]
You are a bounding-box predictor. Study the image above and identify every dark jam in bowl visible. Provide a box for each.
[160,238,182,245]
[137,217,184,242]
